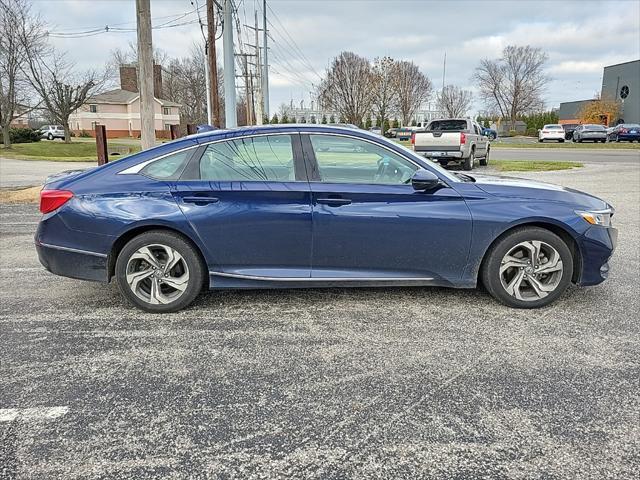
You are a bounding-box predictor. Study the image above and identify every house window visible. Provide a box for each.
[91,121,100,129]
[89,104,97,113]
[164,124,172,131]
[163,107,171,115]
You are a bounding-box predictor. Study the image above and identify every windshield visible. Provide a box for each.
[427,120,468,131]
[390,139,460,183]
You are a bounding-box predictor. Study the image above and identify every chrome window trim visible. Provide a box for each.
[211,271,434,282]
[117,130,447,181]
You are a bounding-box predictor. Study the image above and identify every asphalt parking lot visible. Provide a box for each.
[1,160,639,478]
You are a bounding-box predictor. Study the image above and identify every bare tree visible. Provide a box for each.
[22,51,105,143]
[317,52,375,125]
[371,56,398,128]
[473,45,549,126]
[394,60,432,125]
[162,43,223,127]
[437,84,473,118]
[0,0,43,148]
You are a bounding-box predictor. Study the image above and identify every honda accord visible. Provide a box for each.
[35,125,617,312]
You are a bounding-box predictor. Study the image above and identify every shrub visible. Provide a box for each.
[525,128,538,137]
[79,129,92,138]
[1,128,42,144]
[508,130,517,137]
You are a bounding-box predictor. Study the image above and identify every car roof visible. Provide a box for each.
[183,123,375,143]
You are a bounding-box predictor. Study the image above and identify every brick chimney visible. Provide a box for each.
[119,64,138,92]
[119,63,163,98]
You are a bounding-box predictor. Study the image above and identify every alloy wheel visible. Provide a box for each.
[499,240,564,301]
[125,244,189,305]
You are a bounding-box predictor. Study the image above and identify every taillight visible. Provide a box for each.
[410,132,416,145]
[620,128,628,134]
[40,189,74,214]
[460,132,466,145]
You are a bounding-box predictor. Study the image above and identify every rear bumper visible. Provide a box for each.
[416,150,464,160]
[36,241,108,283]
[577,226,617,286]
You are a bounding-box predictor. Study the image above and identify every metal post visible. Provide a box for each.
[135,0,156,150]
[262,0,269,119]
[95,125,108,165]
[169,124,180,140]
[223,0,237,127]
[254,9,263,125]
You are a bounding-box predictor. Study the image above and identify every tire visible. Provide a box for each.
[559,139,564,143]
[616,136,620,143]
[538,138,543,143]
[463,149,475,171]
[601,139,606,143]
[479,148,489,166]
[115,230,205,313]
[481,227,573,309]
[47,133,53,140]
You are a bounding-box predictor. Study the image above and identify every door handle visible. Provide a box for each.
[182,196,219,204]
[316,197,352,206]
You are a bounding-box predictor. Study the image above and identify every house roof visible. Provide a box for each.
[87,89,181,108]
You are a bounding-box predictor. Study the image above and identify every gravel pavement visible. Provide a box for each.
[0,161,638,479]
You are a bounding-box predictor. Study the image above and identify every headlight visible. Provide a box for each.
[577,209,613,227]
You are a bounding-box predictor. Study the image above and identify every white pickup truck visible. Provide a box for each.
[411,118,490,170]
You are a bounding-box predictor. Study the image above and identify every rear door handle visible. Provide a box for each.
[182,196,219,204]
[316,197,352,206]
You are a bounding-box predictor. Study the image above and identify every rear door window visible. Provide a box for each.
[199,135,295,182]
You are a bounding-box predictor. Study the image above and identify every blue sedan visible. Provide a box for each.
[35,125,617,312]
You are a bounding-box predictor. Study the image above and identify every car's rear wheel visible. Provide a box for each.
[479,148,489,166]
[115,230,205,313]
[463,150,475,170]
[481,227,573,308]
[47,133,53,140]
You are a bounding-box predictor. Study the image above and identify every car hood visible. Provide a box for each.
[467,173,611,210]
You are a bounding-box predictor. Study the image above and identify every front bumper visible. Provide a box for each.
[36,241,108,283]
[577,226,618,286]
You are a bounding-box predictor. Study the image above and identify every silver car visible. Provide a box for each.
[572,124,607,143]
[39,125,65,141]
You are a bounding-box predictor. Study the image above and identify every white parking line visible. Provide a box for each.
[0,406,69,422]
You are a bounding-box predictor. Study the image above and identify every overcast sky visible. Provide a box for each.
[38,0,640,117]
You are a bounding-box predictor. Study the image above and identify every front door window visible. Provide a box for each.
[309,135,417,185]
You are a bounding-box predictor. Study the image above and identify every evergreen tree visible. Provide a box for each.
[271,114,279,124]
[300,116,307,123]
[321,114,328,124]
[411,119,417,126]
[365,117,372,129]
[392,118,400,128]
[329,114,336,123]
[281,113,289,124]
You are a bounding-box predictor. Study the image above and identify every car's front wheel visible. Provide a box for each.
[481,227,573,308]
[115,230,205,312]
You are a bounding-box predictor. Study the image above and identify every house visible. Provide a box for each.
[70,64,181,139]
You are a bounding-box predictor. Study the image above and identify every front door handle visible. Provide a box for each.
[316,197,352,206]
[182,196,219,204]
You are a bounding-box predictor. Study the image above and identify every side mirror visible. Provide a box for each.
[411,170,442,191]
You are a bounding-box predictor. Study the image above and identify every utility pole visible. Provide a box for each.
[136,0,155,150]
[206,0,221,127]
[242,55,252,124]
[262,0,269,119]
[254,10,263,125]
[223,0,237,128]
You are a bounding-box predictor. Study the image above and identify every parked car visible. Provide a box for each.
[573,124,607,143]
[482,127,497,140]
[385,127,399,138]
[607,123,640,142]
[39,125,65,141]
[412,118,489,170]
[36,124,616,312]
[562,124,578,140]
[538,124,565,143]
[368,126,382,136]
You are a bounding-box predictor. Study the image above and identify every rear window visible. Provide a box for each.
[427,120,468,131]
[585,125,605,131]
[544,125,563,130]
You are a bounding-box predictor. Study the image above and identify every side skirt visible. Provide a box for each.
[208,271,463,290]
